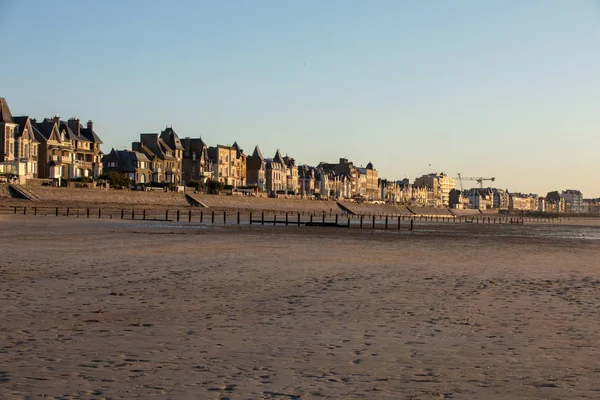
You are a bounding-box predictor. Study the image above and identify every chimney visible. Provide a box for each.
[53,115,60,126]
[68,118,81,137]
[87,120,94,131]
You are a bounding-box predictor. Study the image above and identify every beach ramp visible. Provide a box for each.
[185,193,208,207]
[8,184,40,201]
[336,201,357,215]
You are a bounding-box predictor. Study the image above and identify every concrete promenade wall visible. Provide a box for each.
[342,203,414,216]
[28,186,188,207]
[408,206,454,217]
[190,194,339,213]
[449,209,483,217]
[0,183,9,199]
[5,185,474,217]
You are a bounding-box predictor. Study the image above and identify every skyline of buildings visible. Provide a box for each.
[2,96,598,213]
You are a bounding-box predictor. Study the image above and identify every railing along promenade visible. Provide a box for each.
[1,205,565,230]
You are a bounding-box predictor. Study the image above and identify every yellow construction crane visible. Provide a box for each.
[455,173,495,190]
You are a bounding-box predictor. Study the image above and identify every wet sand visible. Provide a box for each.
[1,216,599,399]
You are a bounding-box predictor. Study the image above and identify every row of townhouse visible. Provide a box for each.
[103,128,293,192]
[446,188,590,214]
[1,97,103,183]
[450,189,539,212]
[4,96,596,207]
[103,131,384,200]
[380,179,435,207]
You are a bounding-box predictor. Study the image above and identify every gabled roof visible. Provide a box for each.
[81,126,103,144]
[298,165,314,179]
[157,138,175,159]
[139,143,157,159]
[0,97,14,124]
[33,118,62,142]
[104,148,150,173]
[58,121,79,141]
[12,116,39,143]
[0,97,14,123]
[160,127,184,150]
[251,145,264,160]
[232,141,244,158]
[283,155,295,167]
[139,133,176,160]
[273,149,285,165]
[265,158,284,169]
[182,137,207,153]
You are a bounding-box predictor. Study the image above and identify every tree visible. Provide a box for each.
[206,180,224,194]
[98,172,131,189]
[187,180,206,192]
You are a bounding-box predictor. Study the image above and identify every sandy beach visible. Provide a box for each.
[1,216,599,399]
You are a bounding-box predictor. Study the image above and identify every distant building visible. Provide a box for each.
[102,148,151,184]
[545,191,565,213]
[298,165,316,197]
[466,188,494,210]
[356,162,379,200]
[208,144,237,186]
[509,192,538,212]
[448,189,472,209]
[0,97,18,164]
[132,128,184,184]
[182,137,212,184]
[582,198,599,214]
[246,145,266,191]
[414,173,455,207]
[231,141,247,187]
[562,189,584,213]
[12,117,40,179]
[0,99,40,181]
[491,188,509,211]
[31,116,103,180]
[282,155,299,194]
[207,142,246,187]
[265,149,286,194]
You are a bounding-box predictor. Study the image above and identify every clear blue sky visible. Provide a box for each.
[2,0,599,196]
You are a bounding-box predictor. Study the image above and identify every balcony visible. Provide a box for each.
[51,155,72,164]
[73,159,93,168]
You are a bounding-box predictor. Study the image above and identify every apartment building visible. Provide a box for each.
[181,137,212,184]
[265,149,286,194]
[246,145,266,191]
[282,155,298,194]
[208,144,239,186]
[1,98,40,180]
[102,148,151,184]
[231,142,247,187]
[562,189,584,213]
[414,173,456,207]
[132,128,183,184]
